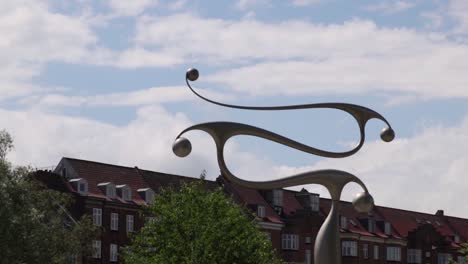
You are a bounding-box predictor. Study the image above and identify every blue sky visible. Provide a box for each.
[2,0,468,217]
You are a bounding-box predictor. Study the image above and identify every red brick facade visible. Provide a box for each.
[37,157,468,264]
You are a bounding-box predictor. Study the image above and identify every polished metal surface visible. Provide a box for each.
[174,68,394,264]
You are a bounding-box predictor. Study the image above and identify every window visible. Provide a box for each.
[257,205,266,218]
[310,194,319,211]
[426,252,431,257]
[385,222,392,235]
[281,234,299,250]
[408,249,422,263]
[273,189,283,207]
[111,213,119,231]
[458,256,466,264]
[340,216,348,229]
[363,244,369,259]
[126,215,134,233]
[93,208,102,226]
[78,182,87,193]
[455,235,460,243]
[62,167,67,178]
[386,246,401,261]
[368,218,375,233]
[122,187,132,201]
[110,244,118,262]
[438,253,452,264]
[305,250,312,264]
[374,245,379,260]
[107,184,116,199]
[342,241,357,256]
[92,240,101,258]
[305,236,312,244]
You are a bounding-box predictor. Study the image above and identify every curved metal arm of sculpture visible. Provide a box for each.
[184,68,396,144]
[173,121,374,210]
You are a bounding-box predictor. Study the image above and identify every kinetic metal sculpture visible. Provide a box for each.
[173,68,395,264]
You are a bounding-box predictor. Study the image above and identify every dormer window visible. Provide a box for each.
[69,178,88,195]
[368,218,376,233]
[310,194,319,211]
[138,188,155,204]
[272,189,283,207]
[117,185,132,201]
[98,182,116,199]
[340,216,348,229]
[257,205,266,218]
[384,222,392,235]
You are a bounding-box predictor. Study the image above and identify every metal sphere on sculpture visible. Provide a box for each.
[186,68,199,81]
[172,137,192,157]
[352,192,374,213]
[380,127,395,142]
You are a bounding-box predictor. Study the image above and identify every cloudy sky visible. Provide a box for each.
[2,0,468,217]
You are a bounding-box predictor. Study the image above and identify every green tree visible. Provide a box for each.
[0,130,96,264]
[123,181,282,264]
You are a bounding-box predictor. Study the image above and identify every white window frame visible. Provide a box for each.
[408,249,422,263]
[110,244,118,262]
[438,253,452,264]
[458,256,466,264]
[363,243,369,259]
[385,222,392,235]
[386,246,401,261]
[122,187,132,201]
[281,234,299,250]
[126,215,134,233]
[273,189,283,207]
[342,241,357,256]
[257,205,266,218]
[340,216,348,229]
[93,208,102,226]
[92,240,101,259]
[146,189,155,204]
[310,194,319,211]
[107,184,116,199]
[111,213,119,231]
[374,245,379,260]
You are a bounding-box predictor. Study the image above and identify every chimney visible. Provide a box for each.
[436,210,444,216]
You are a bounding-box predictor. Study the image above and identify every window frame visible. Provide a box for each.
[341,240,358,257]
[126,214,134,233]
[386,246,401,261]
[110,243,118,262]
[92,208,102,226]
[257,205,266,218]
[92,240,101,259]
[281,234,299,250]
[110,213,119,231]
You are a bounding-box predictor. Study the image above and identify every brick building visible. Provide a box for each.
[37,157,468,264]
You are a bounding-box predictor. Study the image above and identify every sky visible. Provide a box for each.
[2,0,468,217]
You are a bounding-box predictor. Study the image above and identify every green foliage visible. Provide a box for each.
[123,181,282,264]
[460,242,468,262]
[0,130,96,264]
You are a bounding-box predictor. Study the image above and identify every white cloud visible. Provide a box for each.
[1,106,221,179]
[0,0,96,99]
[20,86,234,108]
[127,14,468,99]
[448,0,468,34]
[108,0,158,16]
[235,0,271,10]
[365,1,415,14]
[290,0,321,7]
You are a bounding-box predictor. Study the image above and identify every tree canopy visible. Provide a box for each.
[123,180,282,264]
[0,130,95,263]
